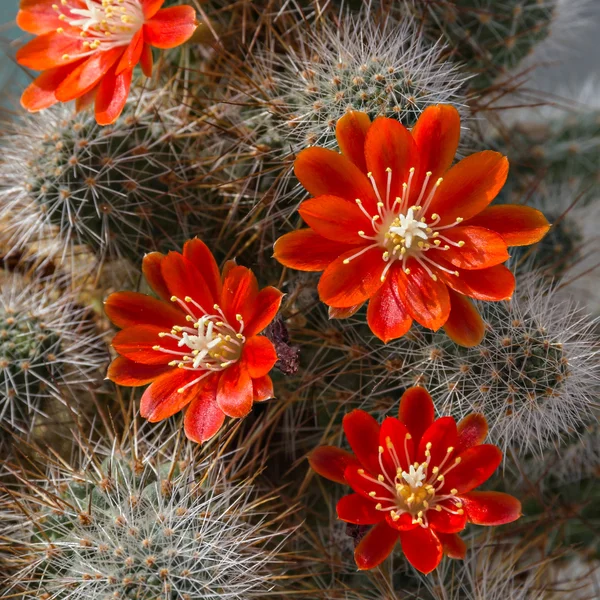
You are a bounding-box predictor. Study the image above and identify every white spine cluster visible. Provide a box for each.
[247,5,468,153]
[1,431,289,599]
[0,272,106,431]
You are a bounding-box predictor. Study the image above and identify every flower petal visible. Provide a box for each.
[183,376,226,443]
[142,252,171,301]
[112,324,180,365]
[144,5,197,49]
[243,336,277,378]
[142,0,165,20]
[426,151,509,226]
[337,493,385,525]
[308,446,358,485]
[443,289,485,348]
[96,65,132,125]
[461,491,522,526]
[365,116,420,205]
[160,251,216,314]
[398,386,435,444]
[455,413,488,455]
[418,416,457,467]
[183,238,222,302]
[367,265,413,343]
[427,500,468,533]
[411,104,461,186]
[221,265,259,326]
[399,525,443,574]
[140,42,153,77]
[343,409,382,476]
[329,303,365,319]
[274,229,357,272]
[294,147,378,213]
[107,356,172,387]
[336,110,371,171]
[141,369,209,421]
[354,521,399,570]
[55,47,124,102]
[216,361,253,418]
[466,205,551,247]
[253,375,274,402]
[379,417,413,475]
[105,291,186,329]
[443,445,502,494]
[441,226,509,270]
[299,195,371,244]
[17,1,63,35]
[318,246,386,308]
[437,532,467,559]
[440,264,515,301]
[20,62,82,112]
[396,259,450,330]
[116,29,144,74]
[244,287,283,337]
[16,32,85,70]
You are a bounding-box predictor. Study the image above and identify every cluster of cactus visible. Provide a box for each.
[0,0,599,598]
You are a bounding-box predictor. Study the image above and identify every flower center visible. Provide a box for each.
[357,434,464,528]
[345,167,466,282]
[54,0,145,53]
[151,297,246,394]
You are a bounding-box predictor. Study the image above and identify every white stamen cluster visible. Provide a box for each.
[152,296,245,394]
[344,167,463,282]
[358,435,464,528]
[53,0,145,58]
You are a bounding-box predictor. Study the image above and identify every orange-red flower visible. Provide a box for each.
[309,386,521,574]
[16,0,197,125]
[105,239,283,443]
[274,106,550,346]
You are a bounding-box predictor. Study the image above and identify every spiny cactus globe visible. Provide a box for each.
[0,90,208,266]
[419,0,558,89]
[0,272,105,432]
[1,429,289,599]
[247,6,467,155]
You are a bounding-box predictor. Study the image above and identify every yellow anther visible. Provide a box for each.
[367,171,372,177]
[426,442,432,450]
[436,505,442,512]
[62,53,69,60]
[456,217,463,223]
[406,433,412,440]
[457,241,465,247]
[152,345,160,351]
[170,296,178,302]
[343,259,350,265]
[176,387,185,393]
[168,361,177,366]
[409,167,415,173]
[358,469,365,475]
[185,316,194,322]
[375,503,382,510]
[377,474,385,482]
[236,314,243,321]
[386,167,392,172]
[358,230,365,235]
[431,213,439,220]
[369,491,376,497]
[436,177,443,186]
[184,296,192,302]
[450,488,458,495]
[213,303,220,310]
[454,457,461,464]
[457,509,464,515]
[56,27,64,33]
[404,268,411,275]
[158,332,167,338]
[447,446,454,453]
[355,198,362,205]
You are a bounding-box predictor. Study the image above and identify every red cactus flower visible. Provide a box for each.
[309,386,522,574]
[16,0,197,125]
[274,106,550,346]
[105,239,283,443]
